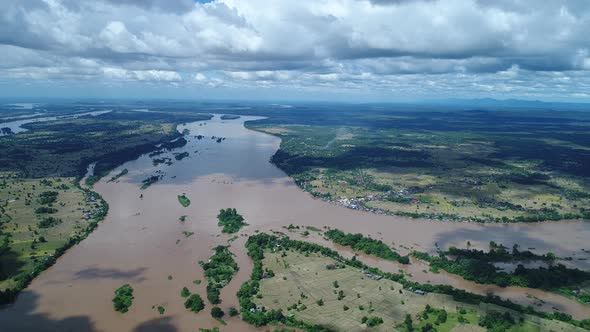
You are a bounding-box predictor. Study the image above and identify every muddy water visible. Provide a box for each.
[288,232,590,318]
[1,115,589,331]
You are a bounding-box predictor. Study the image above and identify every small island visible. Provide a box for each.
[178,194,191,207]
[201,245,238,304]
[217,208,248,233]
[112,284,134,313]
[220,115,240,120]
[140,174,163,190]
[174,152,189,161]
[108,168,128,182]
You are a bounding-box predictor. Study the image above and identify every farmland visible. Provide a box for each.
[249,109,590,222]
[0,173,107,292]
[243,233,587,331]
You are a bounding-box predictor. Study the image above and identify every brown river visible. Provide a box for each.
[1,115,589,331]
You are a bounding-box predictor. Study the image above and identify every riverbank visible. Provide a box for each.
[0,115,588,331]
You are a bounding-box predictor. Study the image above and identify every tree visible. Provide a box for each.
[184,294,205,313]
[181,287,190,298]
[421,323,434,332]
[211,306,224,318]
[404,314,414,331]
[112,284,134,313]
[436,309,447,324]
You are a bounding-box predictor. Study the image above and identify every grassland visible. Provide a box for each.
[247,236,586,331]
[250,113,590,222]
[238,233,590,331]
[327,228,590,306]
[0,173,107,298]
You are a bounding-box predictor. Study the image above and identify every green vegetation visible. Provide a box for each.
[181,286,191,297]
[0,108,212,304]
[306,226,322,232]
[112,284,134,313]
[37,216,62,228]
[141,174,163,190]
[412,245,590,303]
[325,229,410,264]
[178,194,191,207]
[0,174,108,304]
[220,115,241,120]
[152,157,172,167]
[237,233,590,331]
[217,208,248,233]
[249,108,590,223]
[211,306,225,318]
[202,245,239,304]
[38,191,58,204]
[108,168,128,182]
[157,305,165,315]
[199,328,220,332]
[34,206,58,214]
[174,152,190,161]
[184,293,205,313]
[400,305,480,332]
[361,316,383,327]
[479,310,515,332]
[0,110,209,180]
[229,307,239,317]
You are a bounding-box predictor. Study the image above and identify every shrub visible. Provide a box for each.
[229,307,239,317]
[112,284,134,313]
[211,306,224,318]
[184,294,205,313]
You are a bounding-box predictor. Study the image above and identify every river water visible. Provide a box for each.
[0,115,589,331]
[0,110,111,135]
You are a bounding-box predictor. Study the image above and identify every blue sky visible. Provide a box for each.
[1,0,590,102]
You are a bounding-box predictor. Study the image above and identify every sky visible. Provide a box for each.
[1,0,590,102]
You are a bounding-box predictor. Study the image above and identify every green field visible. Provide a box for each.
[238,233,589,332]
[254,245,585,331]
[252,122,590,223]
[0,173,107,292]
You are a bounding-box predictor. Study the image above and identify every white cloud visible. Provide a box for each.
[0,0,589,99]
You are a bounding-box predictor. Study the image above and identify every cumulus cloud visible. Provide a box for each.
[0,0,589,99]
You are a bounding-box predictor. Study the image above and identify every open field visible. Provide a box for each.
[250,111,590,222]
[252,238,585,331]
[0,173,106,290]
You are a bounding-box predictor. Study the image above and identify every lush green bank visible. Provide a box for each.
[0,175,108,305]
[248,108,590,223]
[237,233,590,331]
